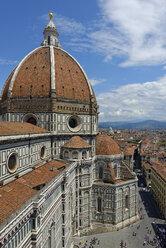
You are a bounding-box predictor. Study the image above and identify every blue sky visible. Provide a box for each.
[1,0,166,122]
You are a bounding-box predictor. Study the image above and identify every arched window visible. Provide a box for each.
[40,146,46,159]
[72,151,78,159]
[27,117,37,125]
[23,114,37,126]
[48,36,50,45]
[125,195,129,209]
[99,167,103,179]
[82,151,87,159]
[97,198,102,212]
[64,151,69,159]
[84,191,89,204]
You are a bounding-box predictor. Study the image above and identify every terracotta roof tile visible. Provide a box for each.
[152,163,166,181]
[94,180,106,184]
[94,179,126,184]
[142,139,151,144]
[0,160,68,224]
[12,47,50,98]
[1,47,95,103]
[17,160,68,188]
[62,136,91,149]
[124,147,136,156]
[54,49,93,102]
[122,161,136,177]
[142,161,151,170]
[96,134,120,155]
[0,181,36,224]
[0,122,48,135]
[140,151,151,156]
[158,151,166,158]
[116,179,126,183]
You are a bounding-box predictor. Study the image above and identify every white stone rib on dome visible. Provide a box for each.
[50,46,55,90]
[0,67,17,100]
[7,47,42,97]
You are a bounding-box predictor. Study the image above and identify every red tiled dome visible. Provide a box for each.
[96,134,121,156]
[1,47,95,103]
[62,136,91,149]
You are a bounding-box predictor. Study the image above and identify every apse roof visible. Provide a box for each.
[96,134,121,156]
[62,136,91,149]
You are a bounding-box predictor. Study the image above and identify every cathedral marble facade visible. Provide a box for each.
[0,13,138,248]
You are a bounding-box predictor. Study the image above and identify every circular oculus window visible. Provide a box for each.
[7,153,18,173]
[68,115,82,132]
[40,146,46,159]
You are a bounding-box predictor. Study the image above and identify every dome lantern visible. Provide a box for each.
[41,11,61,48]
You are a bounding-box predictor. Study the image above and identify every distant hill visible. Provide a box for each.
[99,120,166,130]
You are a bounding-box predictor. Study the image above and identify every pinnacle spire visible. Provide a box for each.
[41,11,61,48]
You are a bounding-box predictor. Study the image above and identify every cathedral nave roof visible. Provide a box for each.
[0,122,48,135]
[0,160,68,225]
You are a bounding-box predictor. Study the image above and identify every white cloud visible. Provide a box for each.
[48,1,166,67]
[40,13,86,37]
[54,14,86,37]
[97,75,166,121]
[89,78,106,86]
[96,0,166,66]
[39,2,166,67]
[0,58,18,65]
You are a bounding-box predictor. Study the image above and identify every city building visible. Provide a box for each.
[142,161,152,187]
[151,162,166,218]
[0,13,139,248]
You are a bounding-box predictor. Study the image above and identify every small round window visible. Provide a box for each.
[69,118,77,128]
[7,153,18,173]
[68,116,81,132]
[40,146,46,159]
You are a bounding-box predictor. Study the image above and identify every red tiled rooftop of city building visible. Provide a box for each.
[124,147,136,156]
[152,162,166,181]
[142,161,152,170]
[157,151,166,158]
[140,151,151,156]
